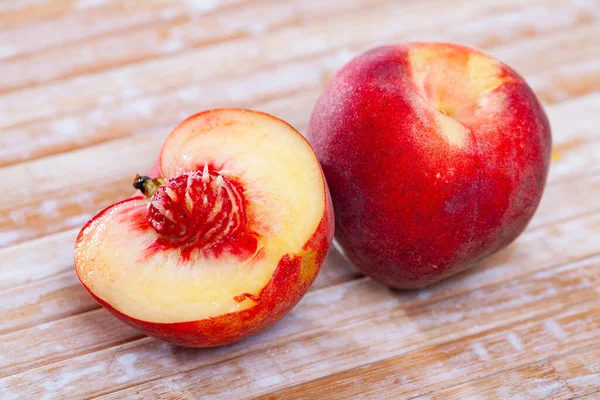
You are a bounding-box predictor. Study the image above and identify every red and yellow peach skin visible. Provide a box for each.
[308,43,552,288]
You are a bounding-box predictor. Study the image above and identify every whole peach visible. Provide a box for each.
[308,43,551,288]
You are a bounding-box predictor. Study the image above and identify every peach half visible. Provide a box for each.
[75,109,334,347]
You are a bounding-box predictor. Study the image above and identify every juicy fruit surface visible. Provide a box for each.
[75,110,328,324]
[309,43,552,288]
[144,167,259,260]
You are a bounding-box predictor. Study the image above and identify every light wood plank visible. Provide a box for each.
[531,174,600,229]
[0,0,185,30]
[2,212,599,395]
[0,228,77,290]
[258,300,600,400]
[546,91,600,183]
[0,81,319,169]
[0,0,572,130]
[89,257,599,399]
[0,0,388,94]
[532,56,600,103]
[0,0,245,58]
[491,20,600,76]
[415,344,600,400]
[550,138,600,185]
[0,0,96,30]
[15,0,598,98]
[0,134,161,248]
[0,177,134,248]
[576,393,600,400]
[0,0,595,167]
[0,307,142,379]
[0,270,93,336]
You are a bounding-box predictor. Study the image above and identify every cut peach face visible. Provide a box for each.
[75,109,334,347]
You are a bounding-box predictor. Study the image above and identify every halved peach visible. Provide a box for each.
[75,109,334,347]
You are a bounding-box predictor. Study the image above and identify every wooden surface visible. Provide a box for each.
[1,0,600,398]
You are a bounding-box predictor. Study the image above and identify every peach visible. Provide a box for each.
[75,109,334,347]
[308,43,551,288]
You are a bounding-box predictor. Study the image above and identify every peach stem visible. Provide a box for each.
[133,174,165,198]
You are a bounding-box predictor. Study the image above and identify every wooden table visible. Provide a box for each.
[1,0,600,398]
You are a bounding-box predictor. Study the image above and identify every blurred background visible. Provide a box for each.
[2,1,600,399]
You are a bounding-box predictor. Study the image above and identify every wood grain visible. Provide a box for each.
[1,0,599,398]
[0,0,596,168]
[0,0,246,57]
[260,300,600,400]
[415,343,600,400]
[96,258,600,399]
[1,254,597,398]
[0,0,392,94]
[577,393,600,400]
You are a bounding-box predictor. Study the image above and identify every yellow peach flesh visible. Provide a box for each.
[75,110,325,323]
